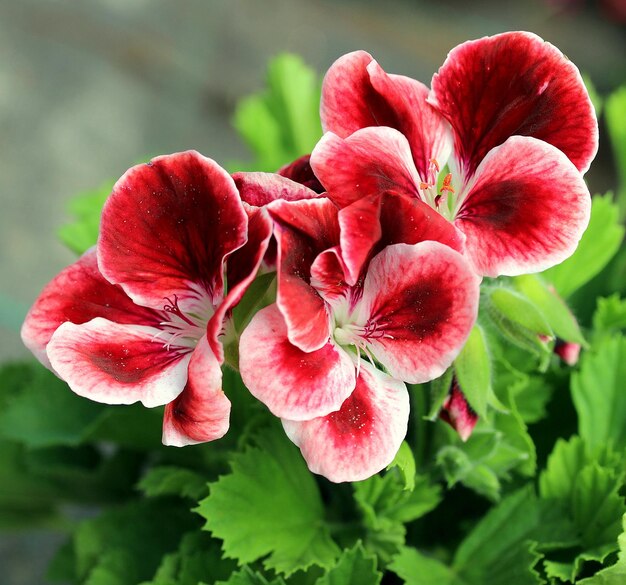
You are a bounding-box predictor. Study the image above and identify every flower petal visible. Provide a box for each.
[47,318,191,407]
[361,242,480,384]
[309,247,350,305]
[207,205,273,362]
[98,151,248,312]
[321,51,398,136]
[454,136,592,277]
[310,127,421,208]
[21,249,161,369]
[162,336,230,446]
[277,155,325,194]
[366,62,454,181]
[282,361,409,483]
[239,304,356,421]
[429,31,598,177]
[268,198,340,351]
[233,171,321,207]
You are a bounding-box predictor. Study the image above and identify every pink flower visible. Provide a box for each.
[311,32,597,277]
[439,378,479,442]
[21,151,272,446]
[239,196,480,481]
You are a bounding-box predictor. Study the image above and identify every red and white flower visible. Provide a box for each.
[239,196,480,481]
[312,32,597,277]
[21,151,272,446]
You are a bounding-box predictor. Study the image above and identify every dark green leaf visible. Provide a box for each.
[314,542,382,585]
[137,466,209,501]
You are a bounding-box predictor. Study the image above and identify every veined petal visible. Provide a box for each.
[98,151,248,312]
[233,171,321,207]
[361,242,480,384]
[321,51,398,136]
[268,198,340,351]
[310,127,421,208]
[47,318,192,408]
[207,205,273,362]
[239,304,356,421]
[162,336,230,446]
[454,136,592,277]
[429,31,598,177]
[282,361,409,483]
[310,247,350,305]
[21,249,161,369]
[367,62,454,181]
[277,155,325,194]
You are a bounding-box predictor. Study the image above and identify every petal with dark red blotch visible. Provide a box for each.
[239,304,356,421]
[47,318,191,407]
[378,193,465,253]
[361,242,480,384]
[454,136,591,277]
[21,249,161,369]
[277,155,325,194]
[439,379,478,442]
[282,361,409,483]
[268,198,340,351]
[367,62,453,181]
[207,205,273,361]
[162,336,230,446]
[310,127,421,208]
[429,31,598,177]
[98,151,247,312]
[233,171,321,207]
[321,51,399,137]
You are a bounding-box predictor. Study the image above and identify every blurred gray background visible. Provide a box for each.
[0,0,624,583]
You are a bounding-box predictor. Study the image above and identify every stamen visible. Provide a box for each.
[163,295,197,327]
[440,173,455,194]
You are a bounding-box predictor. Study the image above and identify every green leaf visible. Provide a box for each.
[454,325,491,418]
[583,74,603,117]
[232,54,321,172]
[0,361,106,448]
[389,547,458,585]
[315,543,382,585]
[196,425,340,576]
[214,566,287,585]
[141,532,237,585]
[571,335,626,450]
[137,466,209,501]
[386,441,416,491]
[605,86,626,219]
[425,368,453,421]
[512,274,586,345]
[71,499,197,585]
[543,194,625,298]
[592,295,626,344]
[578,514,626,584]
[489,288,552,336]
[58,180,113,254]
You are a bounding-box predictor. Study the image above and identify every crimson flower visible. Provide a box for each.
[311,32,597,277]
[21,151,271,446]
[239,195,480,482]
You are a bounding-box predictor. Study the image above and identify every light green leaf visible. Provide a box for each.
[571,335,626,450]
[315,542,382,585]
[214,566,287,585]
[425,367,453,421]
[543,194,625,298]
[512,274,586,345]
[232,54,321,172]
[196,425,339,576]
[592,295,626,344]
[605,86,626,219]
[389,547,457,585]
[454,325,491,418]
[386,441,417,491]
[489,288,552,336]
[58,180,113,254]
[137,466,209,501]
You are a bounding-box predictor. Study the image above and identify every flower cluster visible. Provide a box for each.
[22,32,596,482]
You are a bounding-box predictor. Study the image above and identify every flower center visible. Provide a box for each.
[419,158,456,220]
[154,291,214,349]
